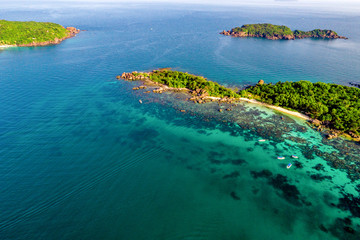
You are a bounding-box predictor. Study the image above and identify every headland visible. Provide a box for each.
[0,20,80,47]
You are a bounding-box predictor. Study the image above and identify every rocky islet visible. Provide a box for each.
[220,23,347,40]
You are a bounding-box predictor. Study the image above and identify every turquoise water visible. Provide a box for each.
[1,3,360,240]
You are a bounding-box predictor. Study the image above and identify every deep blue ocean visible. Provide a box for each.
[1,2,360,240]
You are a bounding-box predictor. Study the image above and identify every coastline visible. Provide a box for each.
[220,24,348,40]
[238,98,310,120]
[220,30,348,40]
[0,45,15,48]
[193,95,310,120]
[119,71,311,121]
[0,27,80,48]
[118,70,359,142]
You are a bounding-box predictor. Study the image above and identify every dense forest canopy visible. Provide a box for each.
[146,70,239,98]
[0,20,69,45]
[244,81,360,134]
[225,23,345,39]
[293,29,340,38]
[232,24,293,36]
[131,70,359,135]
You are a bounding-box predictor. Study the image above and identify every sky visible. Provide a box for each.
[46,0,360,4]
[1,0,360,13]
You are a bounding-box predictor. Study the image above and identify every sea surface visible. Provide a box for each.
[1,2,360,240]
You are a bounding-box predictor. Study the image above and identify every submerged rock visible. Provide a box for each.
[313,164,325,171]
[231,159,246,165]
[328,218,357,240]
[251,170,308,206]
[251,169,273,179]
[230,191,241,200]
[337,193,360,218]
[223,171,240,179]
[293,160,303,169]
[319,224,328,233]
[310,173,332,181]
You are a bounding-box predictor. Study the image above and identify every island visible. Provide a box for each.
[117,69,360,141]
[220,23,347,40]
[245,80,360,140]
[0,20,80,47]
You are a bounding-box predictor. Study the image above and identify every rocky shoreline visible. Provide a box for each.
[220,30,295,40]
[220,29,348,40]
[117,71,238,105]
[116,70,360,142]
[15,27,80,47]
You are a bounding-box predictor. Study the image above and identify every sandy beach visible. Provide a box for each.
[0,45,15,48]
[199,95,310,120]
[238,98,310,120]
[132,74,311,121]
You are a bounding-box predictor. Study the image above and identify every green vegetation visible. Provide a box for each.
[0,20,69,45]
[128,69,358,136]
[147,70,239,98]
[293,29,339,38]
[244,81,360,134]
[232,23,293,36]
[227,23,345,39]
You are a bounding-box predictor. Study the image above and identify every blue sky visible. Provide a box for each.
[2,0,360,13]
[52,0,359,3]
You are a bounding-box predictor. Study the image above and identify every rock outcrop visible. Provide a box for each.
[120,72,147,81]
[66,27,80,36]
[327,131,339,140]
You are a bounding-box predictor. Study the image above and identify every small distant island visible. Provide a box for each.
[117,69,359,141]
[0,20,80,47]
[220,23,347,40]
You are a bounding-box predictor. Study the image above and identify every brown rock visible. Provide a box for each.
[327,130,340,139]
[349,132,360,139]
[283,35,295,40]
[66,27,80,35]
[153,88,164,93]
[311,119,322,126]
[220,30,231,36]
[199,90,209,97]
